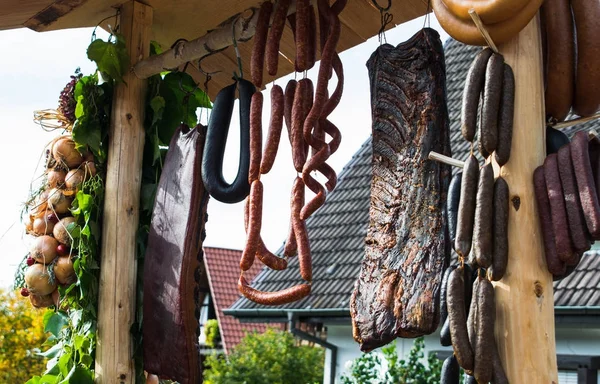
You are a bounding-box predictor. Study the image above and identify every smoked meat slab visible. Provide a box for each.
[143,124,209,383]
[350,28,451,352]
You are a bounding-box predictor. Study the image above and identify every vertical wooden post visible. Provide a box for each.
[95,2,152,383]
[495,15,558,383]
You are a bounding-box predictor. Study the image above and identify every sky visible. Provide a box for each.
[0,15,448,288]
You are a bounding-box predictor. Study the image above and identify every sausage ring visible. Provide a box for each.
[202,79,255,204]
[441,0,529,24]
[432,0,543,46]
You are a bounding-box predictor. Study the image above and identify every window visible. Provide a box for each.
[557,370,578,384]
[198,294,217,346]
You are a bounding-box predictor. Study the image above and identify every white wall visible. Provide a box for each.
[323,325,451,383]
[323,323,600,383]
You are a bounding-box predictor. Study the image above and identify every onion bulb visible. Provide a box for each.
[30,189,50,218]
[53,217,78,246]
[53,255,76,285]
[47,169,66,189]
[65,169,85,190]
[31,211,58,235]
[25,263,57,296]
[47,188,71,214]
[82,161,97,177]
[30,235,58,263]
[52,138,83,168]
[29,293,54,308]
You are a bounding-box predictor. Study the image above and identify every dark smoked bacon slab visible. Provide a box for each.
[143,125,209,384]
[350,28,451,352]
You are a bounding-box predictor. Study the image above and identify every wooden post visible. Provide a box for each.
[495,15,558,383]
[95,2,152,383]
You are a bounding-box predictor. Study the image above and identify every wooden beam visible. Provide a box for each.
[132,6,258,79]
[494,15,558,383]
[94,2,152,383]
[132,1,303,80]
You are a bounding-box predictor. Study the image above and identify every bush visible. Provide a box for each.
[341,337,443,384]
[0,289,48,383]
[205,319,220,348]
[203,328,324,384]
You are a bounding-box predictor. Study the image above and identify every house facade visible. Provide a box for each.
[226,38,600,383]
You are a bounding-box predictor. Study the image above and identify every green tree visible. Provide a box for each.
[203,328,324,384]
[341,337,444,384]
[0,289,48,383]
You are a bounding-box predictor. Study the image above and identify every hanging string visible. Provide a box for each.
[231,15,244,80]
[371,0,393,44]
[91,9,120,42]
[423,0,432,29]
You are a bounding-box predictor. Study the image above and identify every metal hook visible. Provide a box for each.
[370,0,391,12]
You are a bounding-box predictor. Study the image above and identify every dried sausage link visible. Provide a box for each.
[291,177,312,281]
[240,180,264,270]
[544,153,576,262]
[261,85,285,174]
[473,163,494,269]
[481,53,504,156]
[495,63,515,166]
[474,279,495,384]
[323,54,344,117]
[251,2,273,88]
[243,198,288,270]
[461,48,492,142]
[571,131,600,239]
[306,5,317,70]
[249,92,263,183]
[302,9,340,147]
[301,145,331,220]
[447,267,474,372]
[291,79,309,172]
[490,176,509,281]
[284,80,297,141]
[572,0,600,117]
[533,166,567,276]
[557,145,591,255]
[238,275,311,305]
[541,0,575,122]
[455,155,479,261]
[295,0,310,72]
[466,276,480,366]
[441,354,460,384]
[283,220,297,257]
[266,0,291,76]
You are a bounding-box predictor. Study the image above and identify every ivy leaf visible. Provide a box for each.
[150,96,165,126]
[66,222,81,240]
[44,312,69,337]
[37,374,59,384]
[157,72,212,143]
[38,343,62,358]
[150,40,163,56]
[57,350,73,378]
[68,367,94,384]
[141,183,157,213]
[86,35,129,83]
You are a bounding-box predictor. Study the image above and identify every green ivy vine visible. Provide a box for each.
[23,30,211,384]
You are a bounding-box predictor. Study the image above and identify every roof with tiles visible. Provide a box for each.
[228,38,600,316]
[203,247,283,353]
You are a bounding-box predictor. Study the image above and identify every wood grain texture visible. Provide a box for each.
[94,2,152,383]
[7,0,425,99]
[493,15,558,384]
[350,28,451,352]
